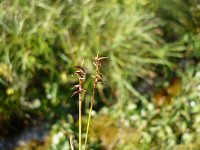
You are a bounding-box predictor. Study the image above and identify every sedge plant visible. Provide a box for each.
[72,63,86,150]
[84,53,108,150]
[72,53,107,150]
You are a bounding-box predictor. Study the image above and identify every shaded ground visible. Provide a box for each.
[0,122,50,150]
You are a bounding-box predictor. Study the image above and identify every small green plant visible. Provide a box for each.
[72,53,107,150]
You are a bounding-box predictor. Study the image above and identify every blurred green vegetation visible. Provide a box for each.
[0,0,200,149]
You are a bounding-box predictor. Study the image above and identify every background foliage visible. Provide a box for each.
[0,0,200,149]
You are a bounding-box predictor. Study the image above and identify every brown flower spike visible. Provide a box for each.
[93,52,108,84]
[72,65,86,97]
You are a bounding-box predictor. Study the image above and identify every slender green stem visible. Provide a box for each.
[79,84,82,150]
[84,82,96,150]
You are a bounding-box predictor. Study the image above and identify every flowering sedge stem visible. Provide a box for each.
[84,53,107,149]
[84,82,97,150]
[79,82,82,150]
